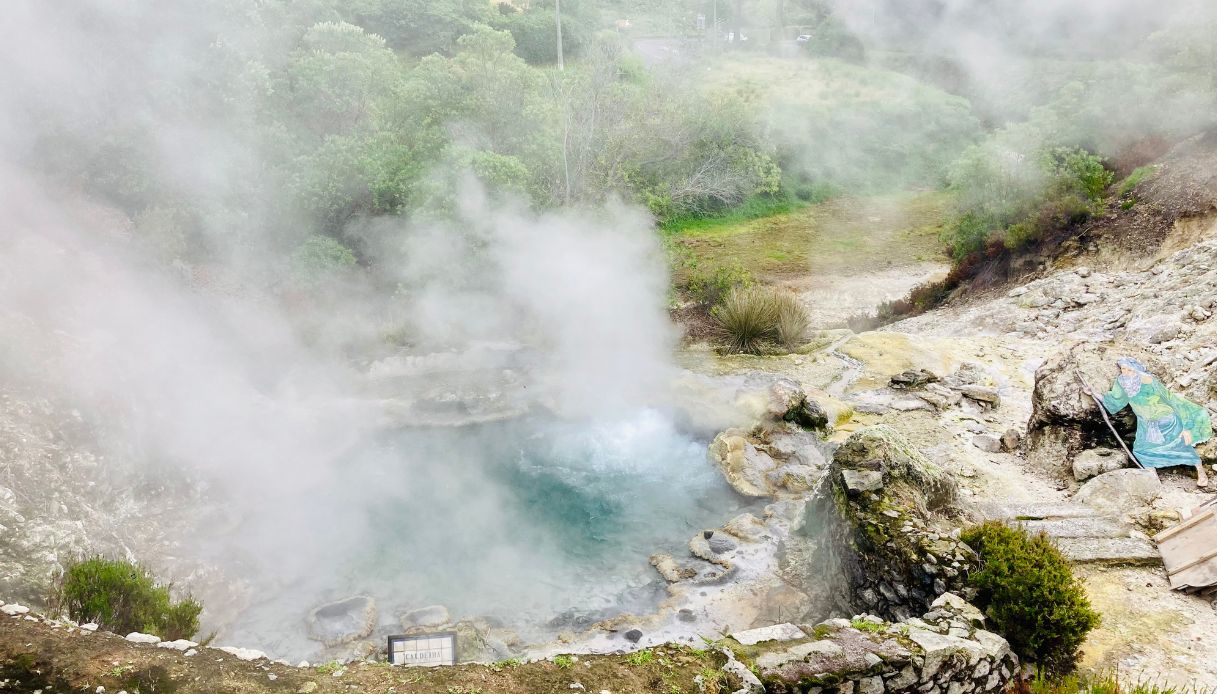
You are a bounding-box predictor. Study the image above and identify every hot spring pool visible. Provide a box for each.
[214,409,751,659]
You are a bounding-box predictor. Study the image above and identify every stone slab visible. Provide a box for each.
[979,502,1098,521]
[731,623,807,646]
[1053,537,1162,565]
[1015,517,1130,539]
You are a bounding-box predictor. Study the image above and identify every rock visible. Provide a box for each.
[774,464,823,492]
[708,431,777,497]
[1071,448,1127,481]
[957,385,1001,408]
[1,604,30,616]
[858,675,885,694]
[930,593,985,628]
[306,596,376,647]
[705,531,737,554]
[767,378,830,431]
[1126,314,1183,344]
[297,683,318,694]
[624,629,643,643]
[157,639,198,651]
[754,640,845,670]
[1016,516,1129,539]
[1074,469,1161,514]
[721,513,767,542]
[972,434,1002,453]
[1000,429,1021,452]
[906,629,984,680]
[920,383,963,410]
[1188,305,1212,322]
[216,646,268,661]
[1027,341,1163,478]
[767,430,829,468]
[720,648,764,694]
[400,604,450,630]
[125,632,160,644]
[731,623,807,645]
[890,369,939,389]
[80,622,98,631]
[1052,537,1162,565]
[841,469,884,494]
[677,609,695,622]
[650,554,696,582]
[1076,266,1092,278]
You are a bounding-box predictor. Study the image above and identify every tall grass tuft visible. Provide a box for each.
[712,286,810,354]
[774,291,810,348]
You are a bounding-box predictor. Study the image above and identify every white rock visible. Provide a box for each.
[184,649,197,657]
[157,639,198,651]
[731,623,806,645]
[1,603,30,616]
[125,632,161,644]
[972,434,1002,453]
[80,622,99,632]
[217,646,269,661]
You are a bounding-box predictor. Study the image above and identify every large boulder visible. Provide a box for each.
[1074,468,1162,516]
[1072,447,1128,482]
[816,426,972,621]
[708,427,832,498]
[1027,342,1163,479]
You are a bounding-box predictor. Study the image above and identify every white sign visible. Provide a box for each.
[388,633,456,667]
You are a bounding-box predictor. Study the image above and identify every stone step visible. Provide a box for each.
[1014,517,1130,539]
[1052,537,1162,566]
[979,502,1099,521]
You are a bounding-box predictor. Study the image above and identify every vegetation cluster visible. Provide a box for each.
[50,557,202,641]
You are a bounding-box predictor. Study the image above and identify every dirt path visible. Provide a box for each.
[671,192,951,329]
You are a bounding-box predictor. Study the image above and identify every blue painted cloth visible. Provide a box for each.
[1100,366,1212,469]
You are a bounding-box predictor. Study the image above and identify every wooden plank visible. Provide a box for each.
[1154,510,1215,543]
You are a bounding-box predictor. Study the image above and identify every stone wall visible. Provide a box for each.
[733,592,1018,694]
[815,426,977,622]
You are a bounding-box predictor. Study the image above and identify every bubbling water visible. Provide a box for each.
[216,409,749,660]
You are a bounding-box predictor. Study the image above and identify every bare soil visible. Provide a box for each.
[0,616,726,694]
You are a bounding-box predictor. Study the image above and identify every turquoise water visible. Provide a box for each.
[221,410,749,658]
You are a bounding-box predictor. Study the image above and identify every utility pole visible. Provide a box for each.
[555,0,565,71]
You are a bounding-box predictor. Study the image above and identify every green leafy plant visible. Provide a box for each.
[316,661,343,674]
[552,654,574,669]
[625,649,655,666]
[962,522,1100,675]
[53,557,202,641]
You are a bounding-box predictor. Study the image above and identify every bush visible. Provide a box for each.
[685,263,754,306]
[53,557,202,640]
[961,522,1100,675]
[712,286,809,353]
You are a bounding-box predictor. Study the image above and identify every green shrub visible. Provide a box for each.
[961,522,1100,675]
[685,263,754,306]
[54,557,202,640]
[712,286,809,354]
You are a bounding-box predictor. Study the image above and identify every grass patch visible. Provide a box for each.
[660,194,806,236]
[316,661,343,675]
[1117,166,1155,199]
[1024,671,1212,694]
[552,654,574,669]
[849,618,886,633]
[625,649,656,666]
[963,522,1100,676]
[51,557,201,641]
